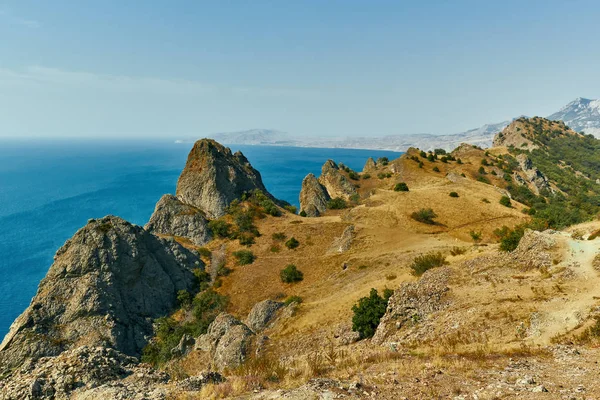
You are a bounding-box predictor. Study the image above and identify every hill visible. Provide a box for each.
[548,97,600,136]
[5,131,600,399]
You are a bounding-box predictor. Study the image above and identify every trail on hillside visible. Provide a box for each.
[533,233,600,344]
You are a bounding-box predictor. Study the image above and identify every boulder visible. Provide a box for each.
[145,194,211,246]
[194,313,254,371]
[318,160,357,200]
[299,173,330,217]
[176,139,277,219]
[0,216,204,369]
[372,267,451,345]
[245,300,283,332]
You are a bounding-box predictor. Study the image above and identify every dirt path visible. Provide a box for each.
[534,233,600,343]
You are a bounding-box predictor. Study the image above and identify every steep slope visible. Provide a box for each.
[0,216,203,370]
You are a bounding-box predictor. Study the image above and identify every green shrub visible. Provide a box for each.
[428,153,436,162]
[327,197,347,209]
[280,264,304,283]
[284,205,297,214]
[469,230,482,243]
[351,288,393,339]
[394,182,409,192]
[498,225,525,252]
[411,208,437,225]
[409,252,447,276]
[418,161,424,168]
[177,290,192,308]
[284,295,303,306]
[477,176,491,184]
[449,191,459,198]
[299,210,307,217]
[272,232,286,241]
[478,166,486,174]
[233,250,256,265]
[450,246,467,256]
[197,247,212,259]
[270,244,281,253]
[456,158,463,164]
[348,171,360,180]
[440,156,448,163]
[208,220,232,238]
[499,196,512,208]
[432,166,440,172]
[217,264,232,276]
[377,157,389,166]
[420,151,427,158]
[362,173,371,180]
[377,172,386,179]
[285,237,300,250]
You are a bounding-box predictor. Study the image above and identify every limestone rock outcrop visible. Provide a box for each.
[372,267,451,345]
[245,300,284,333]
[176,139,276,219]
[145,194,211,245]
[515,154,552,195]
[0,216,203,370]
[194,313,254,371]
[363,157,377,173]
[319,160,358,200]
[299,173,330,217]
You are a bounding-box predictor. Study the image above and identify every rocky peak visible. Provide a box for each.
[176,139,275,219]
[0,216,203,370]
[299,173,330,217]
[318,159,358,201]
[363,157,377,173]
[493,117,579,150]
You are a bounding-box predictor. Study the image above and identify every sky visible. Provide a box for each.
[1,0,600,139]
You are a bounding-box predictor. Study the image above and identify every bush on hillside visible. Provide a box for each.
[285,237,300,250]
[327,197,347,209]
[409,252,447,276]
[233,250,256,265]
[351,288,393,339]
[411,208,437,225]
[208,220,232,238]
[449,191,459,198]
[280,264,304,283]
[394,182,409,192]
[499,196,512,208]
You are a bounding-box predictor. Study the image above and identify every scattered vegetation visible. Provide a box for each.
[284,295,303,306]
[432,166,440,172]
[469,230,482,243]
[450,246,467,256]
[272,232,286,241]
[351,288,393,339]
[499,196,512,208]
[280,264,304,283]
[409,252,447,276]
[285,237,300,250]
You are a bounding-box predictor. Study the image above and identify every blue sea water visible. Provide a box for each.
[0,140,399,338]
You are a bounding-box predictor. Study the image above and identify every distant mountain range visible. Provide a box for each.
[177,98,600,152]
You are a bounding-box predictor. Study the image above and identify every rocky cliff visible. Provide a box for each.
[145,194,212,246]
[0,216,203,370]
[176,139,276,219]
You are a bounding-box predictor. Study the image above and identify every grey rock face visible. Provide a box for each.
[176,139,274,219]
[0,345,169,400]
[299,173,330,217]
[516,154,552,195]
[194,313,254,371]
[145,194,211,246]
[328,225,355,254]
[363,157,377,173]
[0,216,203,370]
[318,160,358,200]
[245,300,283,333]
[372,267,451,345]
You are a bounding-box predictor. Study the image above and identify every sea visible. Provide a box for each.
[0,140,399,338]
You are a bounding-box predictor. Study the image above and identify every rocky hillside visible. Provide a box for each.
[5,133,600,399]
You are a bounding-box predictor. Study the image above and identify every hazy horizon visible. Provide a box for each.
[1,1,599,139]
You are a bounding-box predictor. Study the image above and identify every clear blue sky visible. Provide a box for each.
[1,0,599,139]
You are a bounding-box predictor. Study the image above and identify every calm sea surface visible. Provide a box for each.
[0,140,399,337]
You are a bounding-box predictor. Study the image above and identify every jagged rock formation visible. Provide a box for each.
[372,268,451,345]
[328,225,355,254]
[515,154,552,195]
[363,157,377,173]
[176,139,276,219]
[299,173,330,217]
[0,216,203,370]
[319,160,358,200]
[299,160,358,217]
[245,300,283,333]
[194,313,254,371]
[145,194,211,245]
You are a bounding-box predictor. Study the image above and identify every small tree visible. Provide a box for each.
[394,182,409,192]
[351,288,393,339]
[499,196,512,208]
[280,264,304,283]
[432,166,440,172]
[449,191,459,198]
[327,197,347,209]
[411,208,438,225]
[208,220,232,238]
[232,250,256,265]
